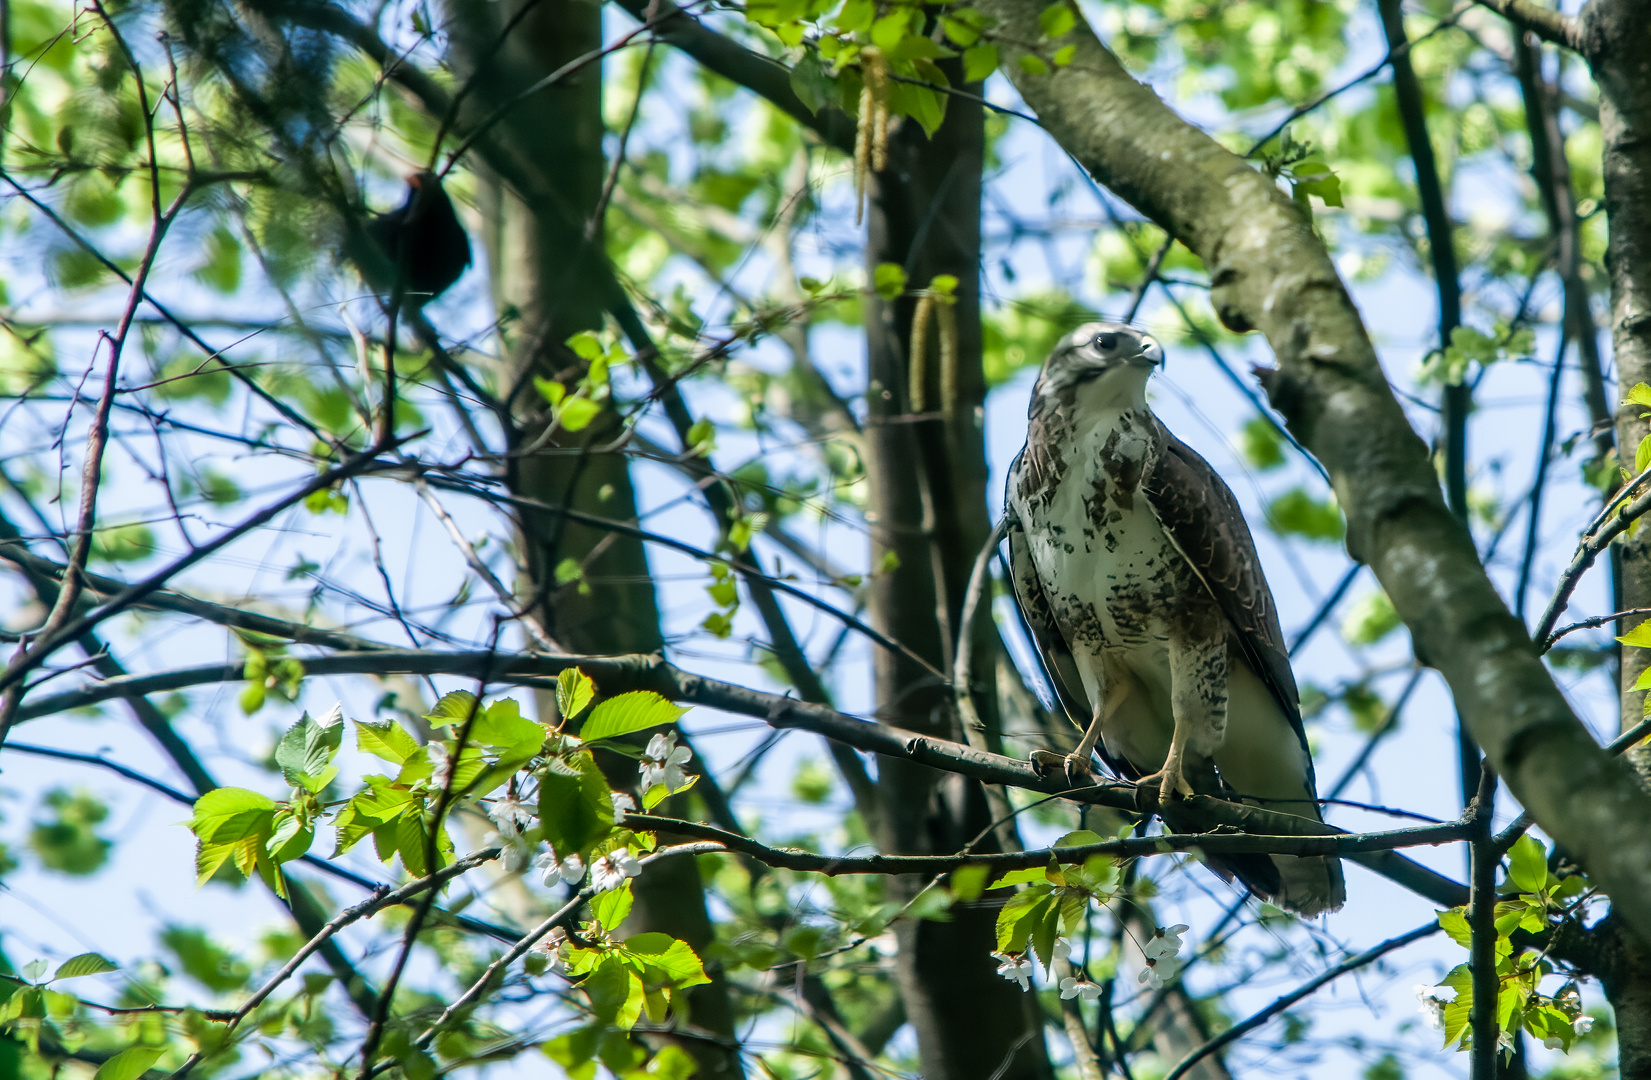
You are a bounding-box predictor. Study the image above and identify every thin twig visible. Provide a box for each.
[167,849,501,1080]
[1160,922,1439,1080]
[1541,608,1651,652]
[1468,765,1498,1080]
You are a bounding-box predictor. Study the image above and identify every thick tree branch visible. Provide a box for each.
[607,0,856,153]
[12,648,1469,906]
[1474,0,1581,50]
[975,0,1651,941]
[620,811,1474,865]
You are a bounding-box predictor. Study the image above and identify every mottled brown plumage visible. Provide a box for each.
[1006,322,1344,915]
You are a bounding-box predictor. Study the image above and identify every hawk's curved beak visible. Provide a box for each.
[1130,337,1164,369]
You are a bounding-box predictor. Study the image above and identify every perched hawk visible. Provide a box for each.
[1005,323,1344,916]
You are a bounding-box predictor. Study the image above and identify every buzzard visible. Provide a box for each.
[1005,323,1344,916]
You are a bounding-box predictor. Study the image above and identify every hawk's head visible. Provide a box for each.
[1030,322,1163,411]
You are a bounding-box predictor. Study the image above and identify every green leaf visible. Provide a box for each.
[1240,416,1287,470]
[1039,1,1074,38]
[1440,964,1474,1049]
[963,43,999,83]
[94,1046,165,1080]
[1342,590,1401,646]
[583,957,646,1029]
[559,396,602,433]
[942,8,984,46]
[950,863,990,902]
[189,787,277,844]
[1266,487,1345,543]
[1289,161,1343,208]
[566,331,605,362]
[535,377,567,406]
[1018,54,1050,76]
[987,866,1049,890]
[473,698,546,757]
[591,881,635,930]
[355,719,420,765]
[1029,893,1061,970]
[52,953,118,980]
[1507,835,1550,895]
[1622,382,1651,409]
[788,49,831,114]
[643,772,696,809]
[426,691,479,726]
[558,668,597,721]
[581,691,688,742]
[685,417,716,457]
[538,752,614,855]
[1437,906,1472,949]
[994,884,1053,953]
[1620,621,1651,649]
[275,707,345,793]
[872,262,908,301]
[623,933,711,988]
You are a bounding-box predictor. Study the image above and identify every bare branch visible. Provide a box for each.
[1161,921,1440,1080]
[1472,0,1581,50]
[10,647,1470,906]
[168,848,503,1080]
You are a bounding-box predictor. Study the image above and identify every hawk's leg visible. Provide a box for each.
[1032,680,1132,785]
[1139,629,1227,802]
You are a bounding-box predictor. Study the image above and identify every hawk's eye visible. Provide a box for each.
[1095,332,1119,351]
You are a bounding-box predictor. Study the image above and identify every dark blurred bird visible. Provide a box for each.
[364,171,471,303]
[1005,322,1344,916]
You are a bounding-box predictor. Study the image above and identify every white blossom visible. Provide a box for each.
[485,831,532,872]
[610,792,636,824]
[1414,984,1452,1031]
[1574,1015,1594,1036]
[640,731,693,794]
[1059,976,1103,1002]
[1137,955,1181,990]
[1144,924,1189,960]
[427,742,453,789]
[531,929,568,975]
[487,794,534,838]
[590,847,642,892]
[992,952,1033,992]
[535,848,585,887]
[1051,938,1073,964]
[1543,1035,1565,1050]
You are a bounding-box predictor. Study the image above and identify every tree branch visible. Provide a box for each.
[10,647,1469,906]
[607,0,856,153]
[620,811,1475,867]
[1473,0,1581,51]
[1161,921,1440,1080]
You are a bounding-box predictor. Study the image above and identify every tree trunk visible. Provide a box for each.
[861,56,1054,1080]
[1577,2,1651,1070]
[443,6,742,1073]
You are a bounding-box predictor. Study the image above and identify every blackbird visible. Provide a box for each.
[364,171,472,303]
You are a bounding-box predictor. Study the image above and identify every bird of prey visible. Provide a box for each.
[1004,322,1344,916]
[364,172,472,303]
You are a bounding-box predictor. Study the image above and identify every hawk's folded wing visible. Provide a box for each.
[1141,430,1307,746]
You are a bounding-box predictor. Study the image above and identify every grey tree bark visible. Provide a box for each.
[861,52,1054,1080]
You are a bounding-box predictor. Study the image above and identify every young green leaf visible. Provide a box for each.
[275,709,344,793]
[355,719,420,765]
[94,1046,165,1080]
[581,692,688,742]
[1507,834,1551,895]
[591,880,635,930]
[52,953,118,980]
[426,690,479,727]
[558,668,597,721]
